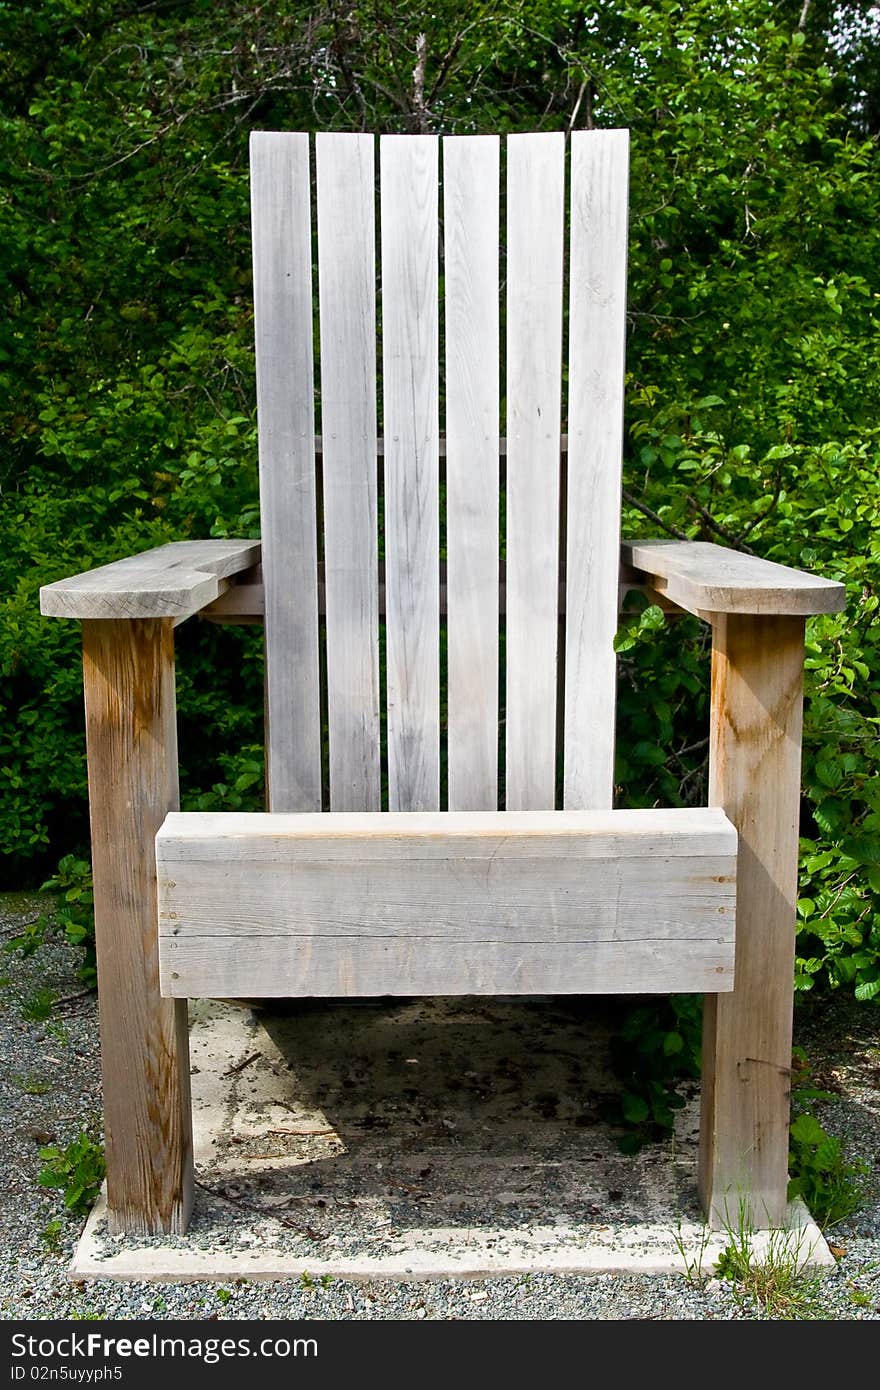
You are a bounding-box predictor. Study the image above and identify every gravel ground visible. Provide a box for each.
[1,891,878,1322]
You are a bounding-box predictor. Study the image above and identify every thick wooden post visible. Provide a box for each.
[82,619,193,1234]
[699,613,805,1229]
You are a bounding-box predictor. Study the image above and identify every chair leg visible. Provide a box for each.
[82,619,193,1234]
[699,613,805,1230]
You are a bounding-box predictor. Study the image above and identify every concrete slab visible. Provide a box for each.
[71,996,834,1282]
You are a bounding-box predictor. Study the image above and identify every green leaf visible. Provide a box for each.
[855,977,880,1001]
[662,1031,684,1056]
[617,1132,645,1155]
[621,1093,650,1124]
[841,837,880,868]
[790,1114,827,1146]
[814,758,843,789]
[814,1137,841,1170]
[638,605,666,633]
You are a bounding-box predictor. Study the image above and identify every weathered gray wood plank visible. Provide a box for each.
[505,132,565,810]
[160,936,734,1000]
[159,856,734,940]
[316,133,381,811]
[40,541,261,620]
[380,134,440,811]
[564,130,629,810]
[251,131,322,811]
[444,134,500,811]
[622,540,846,616]
[157,807,736,998]
[158,805,735,854]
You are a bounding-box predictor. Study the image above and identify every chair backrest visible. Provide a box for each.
[250,129,629,817]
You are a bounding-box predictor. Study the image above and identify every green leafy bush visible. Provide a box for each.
[788,1111,868,1229]
[4,855,97,990]
[0,1,877,1008]
[606,995,703,1152]
[786,1046,869,1227]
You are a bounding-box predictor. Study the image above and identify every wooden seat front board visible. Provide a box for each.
[157,808,736,998]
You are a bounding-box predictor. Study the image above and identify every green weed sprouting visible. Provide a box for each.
[788,1112,868,1229]
[38,1129,105,1216]
[5,855,96,990]
[714,1215,828,1320]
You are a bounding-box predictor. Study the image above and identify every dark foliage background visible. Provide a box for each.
[2,0,878,1002]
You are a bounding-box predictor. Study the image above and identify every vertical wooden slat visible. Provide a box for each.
[250,132,321,810]
[316,133,381,811]
[380,134,440,812]
[82,619,193,1234]
[564,130,629,810]
[505,132,565,810]
[700,613,805,1229]
[444,135,500,811]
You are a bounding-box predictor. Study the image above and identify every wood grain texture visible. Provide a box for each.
[160,937,734,1001]
[82,619,193,1234]
[316,133,381,811]
[380,134,440,811]
[622,540,846,617]
[443,135,500,810]
[699,614,805,1230]
[564,130,629,810]
[40,541,261,620]
[158,805,736,852]
[250,131,322,811]
[505,132,565,810]
[157,807,736,998]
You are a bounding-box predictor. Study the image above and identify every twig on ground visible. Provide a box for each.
[223,1051,262,1077]
[194,1178,327,1241]
[53,988,95,1010]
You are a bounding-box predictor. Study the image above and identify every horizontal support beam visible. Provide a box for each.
[622,540,845,618]
[199,543,846,626]
[316,434,556,458]
[200,569,680,625]
[40,541,262,620]
[157,807,736,999]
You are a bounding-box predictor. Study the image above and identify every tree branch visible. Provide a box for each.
[411,32,429,132]
[685,495,758,555]
[621,488,690,540]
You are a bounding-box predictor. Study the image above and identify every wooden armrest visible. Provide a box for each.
[39,540,262,620]
[621,539,846,618]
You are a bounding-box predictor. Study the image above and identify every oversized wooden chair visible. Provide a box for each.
[40,130,845,1239]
